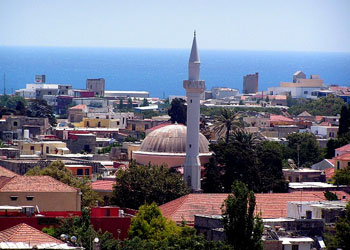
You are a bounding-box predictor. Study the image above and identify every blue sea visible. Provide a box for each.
[0,46,349,98]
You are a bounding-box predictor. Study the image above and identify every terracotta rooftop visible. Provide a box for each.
[335,144,350,152]
[334,152,350,161]
[297,111,312,117]
[269,115,294,123]
[69,104,87,110]
[0,176,78,192]
[0,166,18,178]
[0,223,63,245]
[324,168,335,180]
[91,180,115,191]
[160,191,350,224]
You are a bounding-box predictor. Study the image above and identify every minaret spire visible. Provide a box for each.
[188,31,200,80]
[183,32,206,192]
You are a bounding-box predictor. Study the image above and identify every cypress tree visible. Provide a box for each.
[338,104,350,136]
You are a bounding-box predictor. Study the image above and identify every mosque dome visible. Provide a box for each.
[139,124,210,154]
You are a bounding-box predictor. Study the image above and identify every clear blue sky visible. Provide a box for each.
[1,0,349,52]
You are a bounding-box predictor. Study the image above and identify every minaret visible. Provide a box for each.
[183,31,205,192]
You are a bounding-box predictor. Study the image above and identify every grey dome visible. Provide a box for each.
[139,124,210,154]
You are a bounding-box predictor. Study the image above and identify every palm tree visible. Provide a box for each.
[230,129,260,149]
[213,108,243,143]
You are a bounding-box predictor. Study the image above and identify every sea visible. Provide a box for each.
[0,46,349,98]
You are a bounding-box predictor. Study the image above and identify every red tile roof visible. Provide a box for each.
[334,152,350,161]
[269,115,294,123]
[0,223,63,244]
[324,168,335,180]
[0,166,18,178]
[335,144,350,152]
[160,191,350,223]
[0,176,78,192]
[91,180,115,191]
[70,104,87,110]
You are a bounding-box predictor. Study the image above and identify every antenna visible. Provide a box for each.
[3,73,6,95]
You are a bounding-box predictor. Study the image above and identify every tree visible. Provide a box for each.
[168,98,187,124]
[44,207,120,250]
[202,158,224,193]
[333,167,350,186]
[213,108,242,143]
[204,130,287,193]
[140,98,149,107]
[27,99,57,126]
[118,99,124,110]
[127,98,133,110]
[112,162,189,209]
[338,104,350,136]
[26,161,102,207]
[127,203,231,250]
[324,202,350,250]
[284,132,323,167]
[287,94,344,116]
[129,203,180,242]
[222,181,263,250]
[324,190,339,201]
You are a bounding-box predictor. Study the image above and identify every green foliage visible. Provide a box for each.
[27,99,57,126]
[118,99,124,110]
[338,104,350,136]
[284,132,323,167]
[324,191,339,201]
[222,181,263,250]
[127,98,133,110]
[325,133,350,159]
[140,98,149,107]
[112,162,189,209]
[129,203,180,242]
[42,225,55,236]
[333,167,350,186]
[203,130,287,193]
[141,110,160,119]
[168,98,187,124]
[324,202,350,250]
[0,95,27,109]
[126,203,230,250]
[26,161,102,207]
[201,106,282,117]
[43,207,120,250]
[213,108,242,143]
[287,95,344,116]
[124,136,138,142]
[98,142,121,154]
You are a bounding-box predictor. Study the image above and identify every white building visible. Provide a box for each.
[211,87,239,99]
[105,90,149,98]
[268,71,326,99]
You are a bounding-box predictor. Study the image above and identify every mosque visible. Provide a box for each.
[133,32,208,191]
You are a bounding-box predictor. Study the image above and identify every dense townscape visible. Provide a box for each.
[0,34,350,250]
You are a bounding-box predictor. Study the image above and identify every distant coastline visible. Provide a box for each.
[0,46,349,97]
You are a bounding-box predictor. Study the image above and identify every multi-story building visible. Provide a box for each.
[243,72,258,94]
[86,78,105,97]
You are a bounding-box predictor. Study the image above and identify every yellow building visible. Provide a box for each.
[73,117,121,128]
[334,153,350,170]
[18,141,69,156]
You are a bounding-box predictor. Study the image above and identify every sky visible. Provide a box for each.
[0,0,349,52]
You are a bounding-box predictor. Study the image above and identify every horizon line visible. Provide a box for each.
[1,45,350,54]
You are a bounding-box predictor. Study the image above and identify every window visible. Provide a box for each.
[292,245,299,250]
[26,196,34,201]
[87,121,90,127]
[132,124,136,131]
[10,196,18,201]
[117,121,120,125]
[48,91,52,95]
[13,121,18,126]
[304,91,308,94]
[98,122,101,127]
[85,169,90,176]
[337,161,340,169]
[145,124,149,130]
[46,147,49,154]
[77,169,83,176]
[30,146,34,150]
